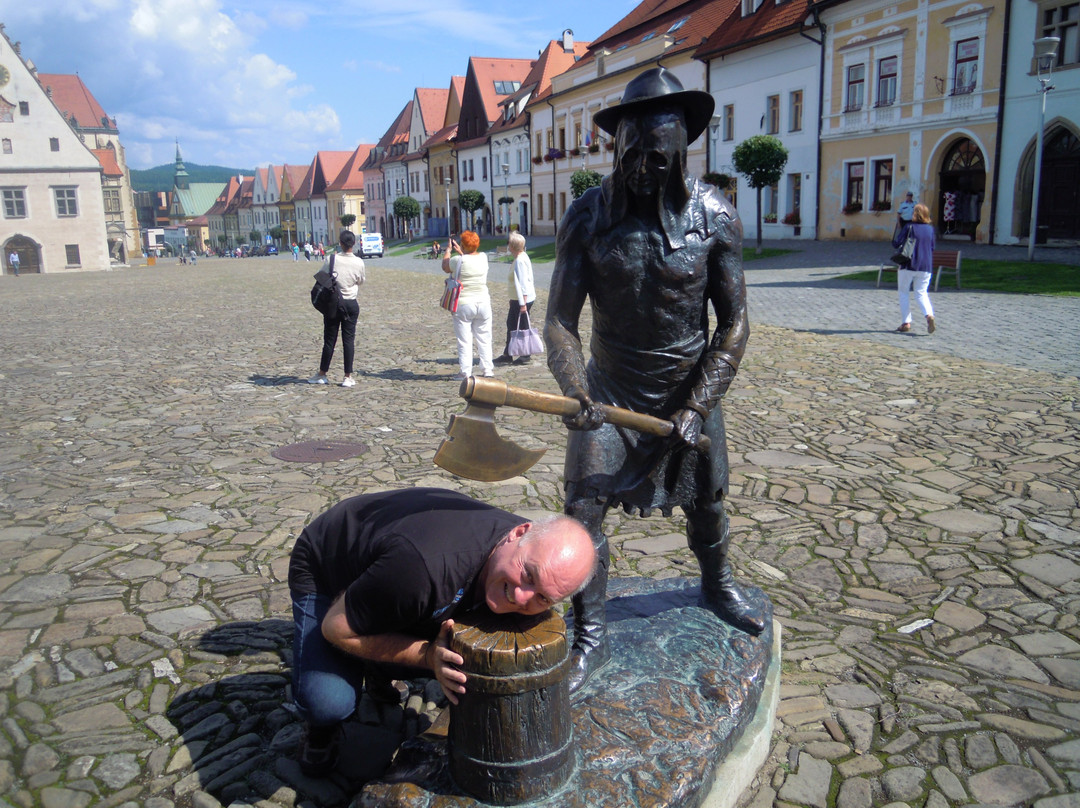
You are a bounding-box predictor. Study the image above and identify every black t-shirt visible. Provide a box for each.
[288,488,525,639]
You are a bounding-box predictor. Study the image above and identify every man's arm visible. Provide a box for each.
[544,200,604,429]
[321,595,467,703]
[671,209,749,445]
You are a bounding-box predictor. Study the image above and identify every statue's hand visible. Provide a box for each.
[563,394,605,431]
[671,408,704,448]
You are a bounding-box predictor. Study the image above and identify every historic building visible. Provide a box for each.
[1,31,109,274]
[325,143,374,244]
[423,76,465,239]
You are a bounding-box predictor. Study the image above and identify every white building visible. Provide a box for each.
[1,31,109,274]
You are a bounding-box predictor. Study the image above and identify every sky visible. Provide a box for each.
[3,1,631,171]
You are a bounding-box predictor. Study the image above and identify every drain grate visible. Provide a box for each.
[272,440,369,463]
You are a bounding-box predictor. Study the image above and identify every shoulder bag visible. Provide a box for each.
[441,259,462,313]
[311,254,344,317]
[890,227,916,267]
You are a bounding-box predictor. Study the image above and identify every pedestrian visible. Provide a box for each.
[892,203,936,334]
[442,231,495,380]
[287,486,596,777]
[304,243,313,262]
[8,250,19,276]
[545,67,766,693]
[189,249,198,266]
[895,191,916,240]
[293,243,300,262]
[308,230,365,387]
[493,231,536,366]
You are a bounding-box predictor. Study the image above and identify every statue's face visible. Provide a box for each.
[615,110,686,201]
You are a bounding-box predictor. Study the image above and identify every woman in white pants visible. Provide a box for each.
[892,203,937,334]
[442,230,494,379]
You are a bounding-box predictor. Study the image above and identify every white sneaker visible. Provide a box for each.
[482,371,494,377]
[340,377,356,388]
[453,372,470,381]
[307,375,328,385]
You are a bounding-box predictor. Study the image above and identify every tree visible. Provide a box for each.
[340,213,356,230]
[269,225,284,243]
[732,135,789,253]
[570,169,603,199]
[249,230,261,245]
[458,190,485,230]
[393,196,421,223]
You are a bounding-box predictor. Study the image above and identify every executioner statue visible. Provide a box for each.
[544,67,768,693]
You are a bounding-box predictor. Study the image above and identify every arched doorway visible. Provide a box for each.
[3,235,41,274]
[938,138,985,240]
[1040,127,1080,239]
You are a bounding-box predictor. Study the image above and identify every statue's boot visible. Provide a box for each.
[689,511,766,636]
[567,555,610,694]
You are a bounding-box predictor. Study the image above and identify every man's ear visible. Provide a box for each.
[507,522,531,543]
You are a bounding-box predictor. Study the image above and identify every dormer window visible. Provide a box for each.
[667,17,689,32]
[642,32,656,42]
[493,81,520,94]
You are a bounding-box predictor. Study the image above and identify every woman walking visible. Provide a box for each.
[308,230,365,387]
[442,231,494,380]
[892,203,936,334]
[494,231,537,365]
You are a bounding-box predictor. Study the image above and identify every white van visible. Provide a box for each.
[360,233,384,258]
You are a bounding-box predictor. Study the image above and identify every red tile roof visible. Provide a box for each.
[282,164,308,198]
[327,144,375,192]
[696,0,811,57]
[90,148,123,177]
[467,57,535,125]
[313,151,354,194]
[502,38,591,113]
[293,159,317,201]
[36,73,117,132]
[416,87,450,135]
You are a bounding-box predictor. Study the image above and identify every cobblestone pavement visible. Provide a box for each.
[0,255,1077,808]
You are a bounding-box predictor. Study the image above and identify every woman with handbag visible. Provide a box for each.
[494,231,537,366]
[442,231,494,380]
[308,230,365,387]
[891,203,937,334]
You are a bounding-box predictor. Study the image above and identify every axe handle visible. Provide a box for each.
[461,377,711,451]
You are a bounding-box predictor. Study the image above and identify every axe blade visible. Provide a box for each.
[433,401,547,482]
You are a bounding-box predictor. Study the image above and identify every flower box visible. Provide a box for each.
[531,156,543,165]
[605,142,615,151]
[842,202,863,215]
[763,213,778,223]
[588,144,600,153]
[570,148,581,156]
[782,212,801,226]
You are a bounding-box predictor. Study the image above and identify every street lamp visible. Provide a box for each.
[501,164,511,231]
[708,116,721,172]
[445,176,452,238]
[1028,36,1060,261]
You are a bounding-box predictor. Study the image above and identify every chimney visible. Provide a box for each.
[562,29,574,52]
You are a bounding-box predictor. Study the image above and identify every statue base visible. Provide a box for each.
[355,577,780,808]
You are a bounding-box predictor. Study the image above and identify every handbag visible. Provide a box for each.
[890,228,916,267]
[441,263,462,313]
[310,254,344,317]
[507,310,545,357]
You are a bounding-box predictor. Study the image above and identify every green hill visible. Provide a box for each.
[130,162,253,192]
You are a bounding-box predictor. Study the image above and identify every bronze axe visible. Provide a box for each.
[434,377,710,482]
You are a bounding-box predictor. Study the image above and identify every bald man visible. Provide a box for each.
[288,487,595,777]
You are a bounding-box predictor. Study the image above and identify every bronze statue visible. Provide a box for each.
[544,67,767,693]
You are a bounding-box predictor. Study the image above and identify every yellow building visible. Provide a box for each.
[818,0,1006,242]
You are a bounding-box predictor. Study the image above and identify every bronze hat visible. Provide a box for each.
[592,67,715,145]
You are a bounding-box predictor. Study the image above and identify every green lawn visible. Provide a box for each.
[840,258,1080,296]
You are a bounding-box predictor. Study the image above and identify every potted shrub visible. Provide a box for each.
[588,144,600,153]
[842,201,863,215]
[782,211,801,225]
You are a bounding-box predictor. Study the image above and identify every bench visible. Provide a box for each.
[489,245,511,260]
[877,249,962,290]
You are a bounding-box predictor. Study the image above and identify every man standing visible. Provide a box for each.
[897,191,916,227]
[8,249,19,277]
[544,68,766,694]
[288,487,595,776]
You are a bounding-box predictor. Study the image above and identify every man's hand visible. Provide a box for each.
[562,392,606,431]
[671,408,704,448]
[427,620,466,704]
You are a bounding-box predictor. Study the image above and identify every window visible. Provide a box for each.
[766,95,780,134]
[763,183,778,219]
[558,127,566,150]
[19,102,29,116]
[845,163,865,208]
[668,16,690,32]
[469,160,475,181]
[482,157,487,181]
[1043,3,1078,66]
[50,137,60,152]
[3,188,26,218]
[65,244,81,266]
[953,38,979,93]
[723,104,734,141]
[2,138,10,154]
[493,80,520,94]
[54,187,78,216]
[789,91,803,132]
[548,193,555,221]
[872,159,893,208]
[536,193,544,220]
[559,191,566,217]
[876,57,897,106]
[846,64,866,111]
[787,173,801,221]
[104,188,121,213]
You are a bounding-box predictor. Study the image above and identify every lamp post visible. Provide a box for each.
[445,176,452,238]
[709,117,721,173]
[1028,36,1060,261]
[501,163,511,231]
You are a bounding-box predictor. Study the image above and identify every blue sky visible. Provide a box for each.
[4,1,629,170]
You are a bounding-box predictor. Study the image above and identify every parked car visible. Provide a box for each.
[360,232,384,258]
[267,245,278,255]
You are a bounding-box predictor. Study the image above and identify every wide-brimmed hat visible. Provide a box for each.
[593,67,715,145]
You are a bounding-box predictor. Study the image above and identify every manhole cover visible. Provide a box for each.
[272,440,369,463]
